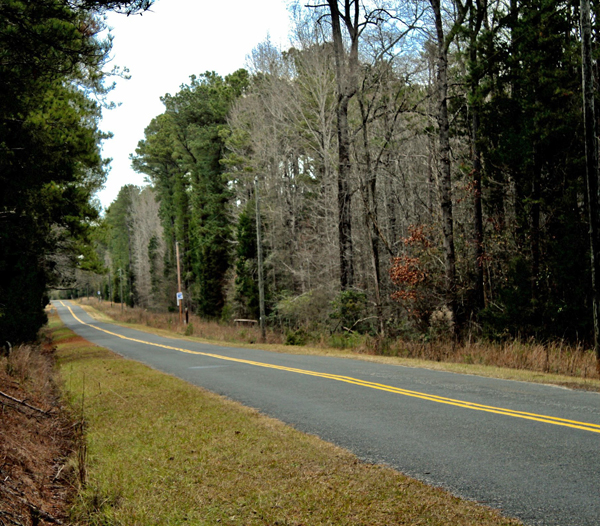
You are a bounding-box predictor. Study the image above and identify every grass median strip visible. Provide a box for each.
[51,312,521,525]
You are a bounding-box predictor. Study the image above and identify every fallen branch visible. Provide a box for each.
[1,484,63,524]
[0,390,50,416]
[343,316,380,333]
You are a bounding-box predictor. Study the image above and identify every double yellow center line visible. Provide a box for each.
[61,302,600,435]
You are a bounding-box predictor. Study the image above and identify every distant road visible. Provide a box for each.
[54,301,600,526]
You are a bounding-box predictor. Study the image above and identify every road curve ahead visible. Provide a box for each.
[53,301,600,526]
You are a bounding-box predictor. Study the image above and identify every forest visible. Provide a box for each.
[4,1,600,374]
[0,0,153,344]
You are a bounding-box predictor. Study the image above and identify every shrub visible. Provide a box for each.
[272,288,332,330]
[184,323,194,336]
[285,328,308,346]
[329,289,372,334]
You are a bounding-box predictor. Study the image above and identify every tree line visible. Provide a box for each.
[63,2,600,369]
[0,0,154,345]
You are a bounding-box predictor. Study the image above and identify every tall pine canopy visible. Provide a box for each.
[0,0,153,344]
[133,70,249,317]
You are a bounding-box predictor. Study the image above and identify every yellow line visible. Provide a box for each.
[61,302,600,434]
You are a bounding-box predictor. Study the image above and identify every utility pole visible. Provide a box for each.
[176,241,183,324]
[255,177,266,343]
[118,268,124,314]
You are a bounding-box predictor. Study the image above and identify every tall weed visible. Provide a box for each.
[356,337,598,379]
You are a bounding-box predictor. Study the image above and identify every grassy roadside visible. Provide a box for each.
[75,299,600,392]
[49,308,522,525]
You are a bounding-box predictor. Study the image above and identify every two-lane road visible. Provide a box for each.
[54,301,600,525]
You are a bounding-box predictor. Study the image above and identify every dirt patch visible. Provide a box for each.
[51,334,86,346]
[0,341,77,526]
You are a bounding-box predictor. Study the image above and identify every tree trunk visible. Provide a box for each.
[126,213,135,308]
[327,0,357,290]
[337,94,355,289]
[431,0,458,330]
[359,98,384,335]
[469,5,485,313]
[580,0,600,374]
[531,146,541,306]
[472,105,485,311]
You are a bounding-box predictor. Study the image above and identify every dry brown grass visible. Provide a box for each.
[356,336,599,381]
[0,332,76,526]
[79,298,284,345]
[3,344,55,397]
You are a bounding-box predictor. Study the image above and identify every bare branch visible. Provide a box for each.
[0,390,51,416]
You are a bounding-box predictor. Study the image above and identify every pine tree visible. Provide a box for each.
[0,0,152,343]
[478,0,588,339]
[234,204,260,320]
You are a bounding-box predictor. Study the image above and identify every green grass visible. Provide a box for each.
[50,310,521,526]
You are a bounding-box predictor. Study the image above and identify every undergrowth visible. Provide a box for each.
[355,336,599,380]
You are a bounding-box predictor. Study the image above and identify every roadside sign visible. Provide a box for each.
[176,292,183,300]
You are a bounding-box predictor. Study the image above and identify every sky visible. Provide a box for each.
[97,0,292,209]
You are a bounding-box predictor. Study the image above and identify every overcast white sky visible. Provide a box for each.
[97,0,292,209]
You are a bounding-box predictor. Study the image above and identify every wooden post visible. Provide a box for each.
[118,268,124,314]
[255,177,266,343]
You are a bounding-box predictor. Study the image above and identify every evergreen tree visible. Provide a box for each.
[477,0,588,339]
[104,186,139,307]
[132,112,190,281]
[134,70,249,317]
[234,204,260,320]
[0,0,152,344]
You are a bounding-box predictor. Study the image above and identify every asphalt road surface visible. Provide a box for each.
[53,301,600,525]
